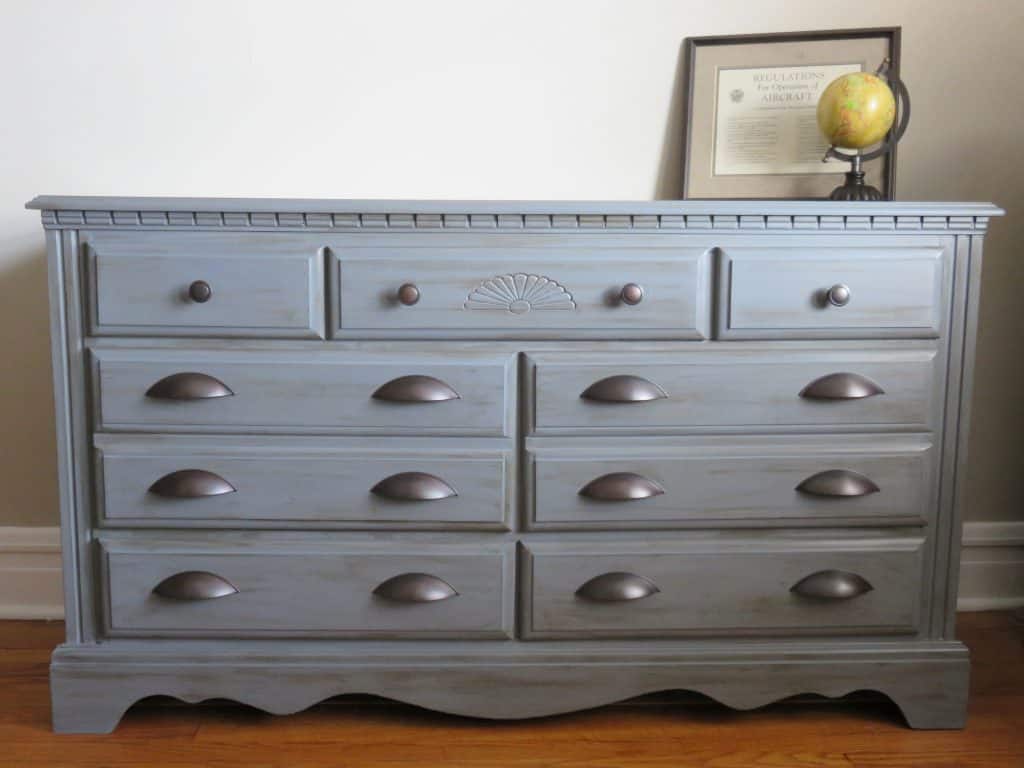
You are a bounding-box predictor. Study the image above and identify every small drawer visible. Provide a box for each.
[521,535,924,638]
[101,537,511,638]
[84,231,325,338]
[92,347,515,436]
[330,245,710,339]
[527,434,935,529]
[95,435,511,529]
[528,346,939,434]
[718,245,948,339]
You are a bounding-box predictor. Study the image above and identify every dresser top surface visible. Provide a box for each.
[26,195,1003,218]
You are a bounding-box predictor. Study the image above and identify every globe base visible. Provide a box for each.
[829,169,885,201]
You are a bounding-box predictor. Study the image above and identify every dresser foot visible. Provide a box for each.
[50,665,139,734]
[885,668,970,729]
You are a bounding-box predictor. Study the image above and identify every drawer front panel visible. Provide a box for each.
[96,436,511,528]
[523,536,924,638]
[103,541,510,638]
[530,347,939,434]
[332,247,710,338]
[528,435,934,529]
[85,231,325,338]
[719,246,947,339]
[93,348,514,435]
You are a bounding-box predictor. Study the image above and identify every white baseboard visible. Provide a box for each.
[0,526,63,619]
[957,521,1024,611]
[0,523,1020,619]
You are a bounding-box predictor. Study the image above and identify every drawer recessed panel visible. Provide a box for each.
[529,347,939,434]
[92,348,514,435]
[102,539,510,638]
[85,231,325,338]
[96,435,511,529]
[522,536,924,638]
[331,247,710,338]
[528,434,934,529]
[719,246,948,339]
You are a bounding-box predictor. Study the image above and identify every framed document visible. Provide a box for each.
[682,28,901,199]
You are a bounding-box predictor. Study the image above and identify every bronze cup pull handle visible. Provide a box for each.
[148,469,237,499]
[791,569,873,600]
[145,372,234,401]
[153,571,238,601]
[575,572,660,602]
[372,375,460,403]
[579,472,665,501]
[796,469,879,498]
[799,372,884,400]
[372,573,458,603]
[580,375,668,403]
[371,472,457,501]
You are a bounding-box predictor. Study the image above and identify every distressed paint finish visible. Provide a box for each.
[95,434,513,529]
[28,196,1002,733]
[84,231,326,339]
[528,346,941,434]
[521,535,925,638]
[527,434,935,529]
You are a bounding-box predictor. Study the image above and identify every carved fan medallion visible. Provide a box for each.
[464,273,576,314]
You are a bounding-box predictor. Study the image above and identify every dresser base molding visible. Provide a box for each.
[50,642,969,733]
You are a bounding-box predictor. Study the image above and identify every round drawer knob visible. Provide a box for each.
[826,283,851,307]
[620,283,644,306]
[188,280,212,303]
[397,283,420,306]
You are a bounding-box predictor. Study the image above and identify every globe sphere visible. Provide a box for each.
[816,72,896,149]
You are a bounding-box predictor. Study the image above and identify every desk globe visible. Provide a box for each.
[816,62,910,200]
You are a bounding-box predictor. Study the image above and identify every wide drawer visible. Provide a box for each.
[527,434,935,529]
[92,347,515,435]
[330,245,710,339]
[528,346,939,434]
[718,245,948,339]
[101,538,511,638]
[95,435,511,529]
[84,231,325,338]
[522,535,924,638]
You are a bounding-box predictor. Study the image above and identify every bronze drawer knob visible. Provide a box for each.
[187,280,212,303]
[397,283,421,306]
[826,283,851,307]
[620,283,644,305]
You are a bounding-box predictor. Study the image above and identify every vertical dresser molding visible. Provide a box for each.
[30,197,1002,733]
[46,229,92,643]
[933,234,985,637]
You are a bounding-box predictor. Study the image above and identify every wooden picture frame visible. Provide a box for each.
[682,27,901,199]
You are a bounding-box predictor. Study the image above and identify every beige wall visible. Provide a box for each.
[1,0,1020,526]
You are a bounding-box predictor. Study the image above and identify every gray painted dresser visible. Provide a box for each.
[28,195,1002,732]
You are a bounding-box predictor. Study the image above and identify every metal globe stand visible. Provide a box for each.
[824,66,911,201]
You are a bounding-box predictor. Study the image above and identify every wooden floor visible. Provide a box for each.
[3,612,1022,767]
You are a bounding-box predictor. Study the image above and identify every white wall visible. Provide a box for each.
[1,0,1022,534]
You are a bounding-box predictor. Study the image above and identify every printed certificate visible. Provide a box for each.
[713,63,860,176]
